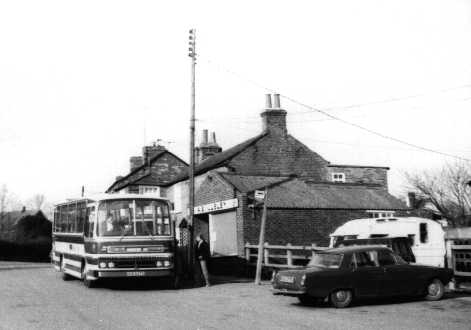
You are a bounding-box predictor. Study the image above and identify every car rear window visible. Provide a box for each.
[308,252,343,269]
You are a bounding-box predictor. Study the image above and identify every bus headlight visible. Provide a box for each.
[300,274,306,286]
[99,262,107,268]
[271,270,277,283]
[108,262,115,268]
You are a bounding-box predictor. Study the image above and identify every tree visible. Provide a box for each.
[0,184,7,218]
[0,184,23,215]
[405,163,471,227]
[26,194,45,211]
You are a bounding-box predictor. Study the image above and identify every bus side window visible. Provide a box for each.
[77,202,85,233]
[85,206,95,237]
[419,223,428,243]
[60,205,67,232]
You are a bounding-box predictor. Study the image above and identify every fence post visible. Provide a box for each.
[245,243,250,261]
[286,243,293,267]
[263,242,269,265]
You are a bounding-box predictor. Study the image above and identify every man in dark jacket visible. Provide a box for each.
[195,234,211,287]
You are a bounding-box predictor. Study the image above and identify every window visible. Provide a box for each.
[331,173,346,183]
[139,186,160,195]
[97,199,171,237]
[419,223,428,243]
[377,250,396,266]
[308,252,344,269]
[354,252,376,268]
[367,210,395,218]
[85,206,95,237]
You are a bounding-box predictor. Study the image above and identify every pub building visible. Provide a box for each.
[108,94,408,272]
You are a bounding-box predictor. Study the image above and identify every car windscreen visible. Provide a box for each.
[308,252,343,269]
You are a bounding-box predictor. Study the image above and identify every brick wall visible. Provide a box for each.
[244,208,407,247]
[229,133,329,180]
[110,152,187,192]
[148,153,188,185]
[327,166,388,188]
[194,172,235,206]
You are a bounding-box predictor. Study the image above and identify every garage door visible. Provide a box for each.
[209,211,237,256]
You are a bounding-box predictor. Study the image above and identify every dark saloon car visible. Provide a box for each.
[272,245,453,308]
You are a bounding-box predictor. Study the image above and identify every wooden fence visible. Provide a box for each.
[245,242,329,269]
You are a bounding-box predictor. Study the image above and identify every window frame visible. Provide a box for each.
[331,172,346,183]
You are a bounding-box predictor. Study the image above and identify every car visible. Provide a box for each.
[271,245,453,308]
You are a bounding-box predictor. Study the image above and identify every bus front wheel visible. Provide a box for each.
[81,261,96,288]
[60,256,72,281]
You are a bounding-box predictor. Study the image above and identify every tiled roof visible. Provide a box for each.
[165,133,267,185]
[219,173,291,192]
[264,179,408,210]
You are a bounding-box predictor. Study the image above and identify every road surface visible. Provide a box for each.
[0,262,470,330]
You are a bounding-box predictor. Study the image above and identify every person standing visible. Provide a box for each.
[195,234,211,287]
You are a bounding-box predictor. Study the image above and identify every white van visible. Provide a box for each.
[330,217,446,267]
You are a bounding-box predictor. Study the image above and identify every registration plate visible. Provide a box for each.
[280,275,295,283]
[126,271,145,277]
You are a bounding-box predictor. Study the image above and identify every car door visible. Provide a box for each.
[380,250,418,296]
[350,251,385,297]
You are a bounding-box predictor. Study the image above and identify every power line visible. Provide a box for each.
[201,56,471,162]
[280,94,471,162]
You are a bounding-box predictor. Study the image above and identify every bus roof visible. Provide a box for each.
[54,193,170,206]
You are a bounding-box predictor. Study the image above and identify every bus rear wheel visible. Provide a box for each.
[81,261,96,288]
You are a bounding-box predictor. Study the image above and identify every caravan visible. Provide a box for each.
[330,217,446,267]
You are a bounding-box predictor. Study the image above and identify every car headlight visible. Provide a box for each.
[156,260,163,267]
[99,262,107,268]
[300,274,306,286]
[108,262,115,268]
[163,260,170,267]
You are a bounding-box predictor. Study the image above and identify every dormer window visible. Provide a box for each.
[332,172,346,183]
[139,186,160,196]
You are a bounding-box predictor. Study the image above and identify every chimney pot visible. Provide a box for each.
[273,93,281,108]
[265,94,272,109]
[211,132,217,144]
[202,129,208,145]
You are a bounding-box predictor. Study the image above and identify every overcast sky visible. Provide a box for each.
[1,0,470,204]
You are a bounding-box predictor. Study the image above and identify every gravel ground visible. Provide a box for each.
[0,264,470,330]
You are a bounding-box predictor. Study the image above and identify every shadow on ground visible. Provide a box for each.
[72,275,255,291]
[289,291,471,309]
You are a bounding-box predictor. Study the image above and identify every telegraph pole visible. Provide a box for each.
[255,188,268,285]
[188,29,196,278]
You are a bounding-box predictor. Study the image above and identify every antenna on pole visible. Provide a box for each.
[188,28,197,281]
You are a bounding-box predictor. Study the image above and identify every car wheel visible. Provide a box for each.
[330,289,353,308]
[60,256,72,281]
[425,279,444,301]
[81,262,96,288]
[298,294,318,306]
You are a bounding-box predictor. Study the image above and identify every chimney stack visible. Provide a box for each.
[210,132,217,145]
[196,129,222,163]
[273,93,281,108]
[202,129,208,145]
[260,93,287,136]
[265,94,272,109]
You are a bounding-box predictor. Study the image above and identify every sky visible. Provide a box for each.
[0,0,470,205]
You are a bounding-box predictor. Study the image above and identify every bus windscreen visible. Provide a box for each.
[97,199,171,237]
